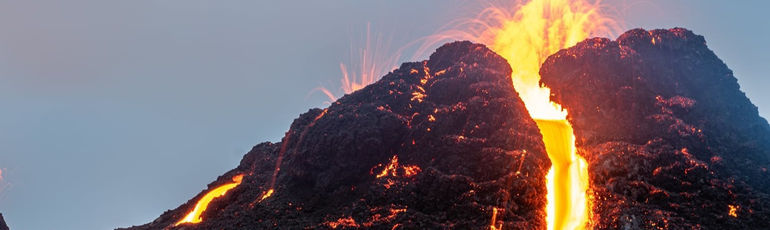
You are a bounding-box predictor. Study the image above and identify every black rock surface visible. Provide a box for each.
[541,28,770,229]
[0,213,9,230]
[120,41,550,230]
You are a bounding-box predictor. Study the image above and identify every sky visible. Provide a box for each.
[0,1,767,229]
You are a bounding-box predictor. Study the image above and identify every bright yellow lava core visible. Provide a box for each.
[476,0,615,229]
[175,174,244,226]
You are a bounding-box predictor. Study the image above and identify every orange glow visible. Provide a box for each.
[376,156,400,178]
[490,207,502,230]
[373,156,421,179]
[326,217,359,229]
[479,1,614,229]
[402,165,421,177]
[175,174,244,226]
[259,189,274,201]
[729,205,739,217]
[320,23,401,102]
[325,1,614,228]
[538,120,590,230]
[410,88,427,103]
[427,114,437,122]
[420,0,617,229]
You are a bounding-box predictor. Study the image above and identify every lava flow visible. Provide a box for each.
[175,174,244,226]
[454,0,616,229]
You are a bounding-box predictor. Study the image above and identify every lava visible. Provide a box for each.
[490,207,502,230]
[175,174,244,226]
[729,205,739,218]
[259,189,274,201]
[537,120,590,230]
[326,217,359,228]
[426,0,616,229]
[372,155,421,179]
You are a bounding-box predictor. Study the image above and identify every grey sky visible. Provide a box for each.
[0,1,767,229]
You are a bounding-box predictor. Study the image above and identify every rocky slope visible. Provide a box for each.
[0,213,8,230]
[541,28,770,229]
[120,41,551,230]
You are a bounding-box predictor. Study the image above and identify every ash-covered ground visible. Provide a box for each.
[120,28,770,230]
[541,28,770,229]
[120,41,551,230]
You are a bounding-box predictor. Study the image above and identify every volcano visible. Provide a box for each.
[120,28,769,230]
[122,41,551,230]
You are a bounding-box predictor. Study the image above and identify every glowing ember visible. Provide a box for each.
[490,207,502,230]
[376,156,400,178]
[175,174,244,226]
[729,205,739,218]
[402,165,421,177]
[259,189,274,201]
[373,156,421,179]
[362,207,408,227]
[326,216,359,229]
[426,0,617,229]
[320,23,400,102]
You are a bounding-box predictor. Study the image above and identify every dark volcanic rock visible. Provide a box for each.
[0,213,8,230]
[121,41,550,230]
[541,28,770,229]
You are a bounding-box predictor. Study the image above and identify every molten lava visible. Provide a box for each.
[326,0,616,228]
[439,0,616,229]
[538,120,590,230]
[175,174,244,226]
[372,155,421,179]
[729,205,739,218]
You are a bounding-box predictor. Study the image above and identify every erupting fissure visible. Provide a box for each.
[457,0,616,229]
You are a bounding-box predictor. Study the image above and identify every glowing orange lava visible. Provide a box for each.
[175,174,244,226]
[490,207,502,230]
[479,0,615,227]
[478,0,615,228]
[729,205,739,218]
[324,1,616,228]
[326,217,359,228]
[418,0,617,229]
[373,156,421,179]
[259,189,274,201]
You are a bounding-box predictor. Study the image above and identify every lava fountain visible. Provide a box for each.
[421,0,617,229]
[480,0,615,229]
[319,23,401,102]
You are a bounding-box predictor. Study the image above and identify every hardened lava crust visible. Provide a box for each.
[541,28,770,229]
